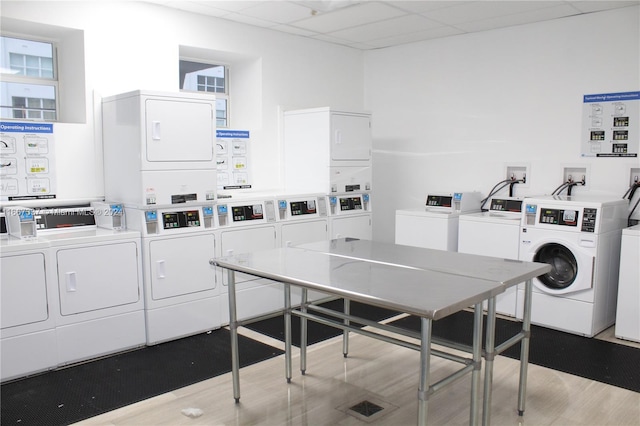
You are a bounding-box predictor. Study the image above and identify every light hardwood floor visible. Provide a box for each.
[75,315,640,426]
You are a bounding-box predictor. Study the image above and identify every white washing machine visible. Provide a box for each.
[458,196,525,316]
[216,196,283,323]
[328,192,372,240]
[395,192,482,251]
[615,224,640,342]
[34,207,146,365]
[517,195,627,337]
[1,231,58,381]
[126,204,220,345]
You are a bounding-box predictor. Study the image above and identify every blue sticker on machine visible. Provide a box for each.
[526,204,537,214]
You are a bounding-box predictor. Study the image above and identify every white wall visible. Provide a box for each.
[0,1,365,202]
[364,7,640,243]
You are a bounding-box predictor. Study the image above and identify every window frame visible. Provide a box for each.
[0,33,60,122]
[179,57,230,128]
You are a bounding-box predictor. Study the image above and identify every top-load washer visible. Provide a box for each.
[216,195,282,323]
[458,196,525,316]
[396,192,482,251]
[34,206,146,365]
[615,224,640,342]
[126,203,220,345]
[517,195,627,336]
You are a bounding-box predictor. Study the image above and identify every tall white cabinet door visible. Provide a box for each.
[331,113,371,162]
[145,98,214,163]
[149,234,216,300]
[56,242,140,315]
[1,253,48,328]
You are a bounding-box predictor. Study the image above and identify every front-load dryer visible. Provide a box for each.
[615,224,640,342]
[458,196,525,316]
[517,195,627,337]
[1,235,58,381]
[396,192,481,251]
[126,204,220,345]
[34,206,146,365]
[327,192,372,240]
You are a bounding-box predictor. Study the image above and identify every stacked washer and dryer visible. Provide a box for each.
[283,107,373,241]
[102,90,221,345]
[517,195,627,337]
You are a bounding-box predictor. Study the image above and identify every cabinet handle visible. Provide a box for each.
[66,272,77,292]
[152,121,161,140]
[157,260,166,279]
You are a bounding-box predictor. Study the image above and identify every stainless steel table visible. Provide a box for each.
[212,240,550,425]
[298,238,550,424]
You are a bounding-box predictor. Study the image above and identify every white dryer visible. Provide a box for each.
[615,224,640,342]
[126,204,220,345]
[216,196,282,323]
[328,192,372,240]
[1,233,58,381]
[517,195,627,337]
[458,197,525,316]
[34,207,146,365]
[396,192,482,251]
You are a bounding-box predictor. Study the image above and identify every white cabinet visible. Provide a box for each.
[284,107,372,194]
[102,90,217,206]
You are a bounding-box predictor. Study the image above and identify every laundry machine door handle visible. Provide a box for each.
[156,260,166,279]
[65,272,77,292]
[152,121,161,140]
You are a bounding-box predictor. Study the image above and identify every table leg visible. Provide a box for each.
[284,283,292,383]
[343,298,350,357]
[417,317,432,426]
[227,270,240,403]
[470,302,483,426]
[300,288,308,374]
[518,279,533,416]
[482,297,497,426]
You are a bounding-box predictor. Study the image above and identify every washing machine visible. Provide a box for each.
[216,195,283,323]
[395,192,482,251]
[1,216,58,381]
[615,224,640,342]
[33,206,146,365]
[517,195,627,337]
[458,196,525,316]
[126,204,220,345]
[328,192,372,240]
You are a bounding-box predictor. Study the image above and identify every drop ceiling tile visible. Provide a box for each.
[238,1,315,24]
[291,2,407,33]
[363,25,466,48]
[222,12,277,28]
[423,1,569,25]
[390,1,476,14]
[270,24,320,37]
[455,4,581,32]
[329,14,445,43]
[568,0,639,13]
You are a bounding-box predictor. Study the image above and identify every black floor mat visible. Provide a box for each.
[244,299,401,347]
[389,311,640,393]
[1,328,283,426]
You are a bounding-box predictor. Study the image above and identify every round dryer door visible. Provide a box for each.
[533,243,578,290]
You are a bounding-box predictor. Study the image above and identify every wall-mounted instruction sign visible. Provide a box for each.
[216,130,251,190]
[0,121,57,201]
[581,91,639,157]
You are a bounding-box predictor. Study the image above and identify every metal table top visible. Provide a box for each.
[296,238,551,289]
[213,246,504,320]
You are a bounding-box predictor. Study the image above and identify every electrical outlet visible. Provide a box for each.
[562,165,590,192]
[630,168,640,188]
[505,163,530,188]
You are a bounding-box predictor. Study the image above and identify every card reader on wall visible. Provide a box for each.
[4,206,37,239]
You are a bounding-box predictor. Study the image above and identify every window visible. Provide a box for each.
[0,36,58,121]
[180,59,228,128]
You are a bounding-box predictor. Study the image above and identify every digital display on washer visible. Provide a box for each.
[163,210,200,229]
[34,208,96,230]
[290,200,316,215]
[426,195,452,208]
[490,199,523,212]
[539,208,579,226]
[232,204,264,221]
[340,197,363,211]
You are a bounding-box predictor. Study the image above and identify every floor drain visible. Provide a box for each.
[349,400,384,417]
